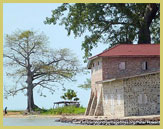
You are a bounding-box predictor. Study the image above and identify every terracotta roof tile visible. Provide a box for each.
[97,44,160,57]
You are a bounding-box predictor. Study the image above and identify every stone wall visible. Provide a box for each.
[101,72,159,117]
[102,80,124,117]
[85,58,103,116]
[85,85,104,116]
[124,72,160,116]
[90,58,103,109]
[91,58,103,94]
[102,57,160,80]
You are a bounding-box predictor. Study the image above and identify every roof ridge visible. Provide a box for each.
[97,44,120,56]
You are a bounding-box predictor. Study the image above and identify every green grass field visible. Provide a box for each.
[35,106,86,115]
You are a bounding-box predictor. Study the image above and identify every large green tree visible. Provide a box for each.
[45,3,160,60]
[4,30,81,112]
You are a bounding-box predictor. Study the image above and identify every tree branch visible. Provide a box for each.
[18,42,28,53]
[32,59,62,74]
[4,54,26,67]
[39,84,56,92]
[5,86,27,96]
[11,48,27,59]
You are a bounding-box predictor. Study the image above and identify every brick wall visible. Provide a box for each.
[102,57,160,80]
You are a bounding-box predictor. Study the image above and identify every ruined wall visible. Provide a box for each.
[102,57,160,80]
[102,80,124,117]
[124,72,160,116]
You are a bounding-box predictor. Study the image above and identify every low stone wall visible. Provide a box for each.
[56,115,160,125]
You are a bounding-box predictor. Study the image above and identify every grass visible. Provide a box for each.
[35,106,86,115]
[5,106,86,115]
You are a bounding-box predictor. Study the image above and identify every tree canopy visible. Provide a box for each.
[60,89,79,101]
[4,30,81,112]
[45,3,160,60]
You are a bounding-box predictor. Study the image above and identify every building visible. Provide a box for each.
[85,44,160,117]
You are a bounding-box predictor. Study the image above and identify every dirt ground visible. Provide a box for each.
[3,111,62,118]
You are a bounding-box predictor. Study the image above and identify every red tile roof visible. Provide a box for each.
[95,44,160,57]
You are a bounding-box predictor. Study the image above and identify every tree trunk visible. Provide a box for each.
[26,75,35,112]
[138,4,159,44]
[27,87,34,112]
[26,74,40,112]
[138,23,151,44]
[26,53,39,112]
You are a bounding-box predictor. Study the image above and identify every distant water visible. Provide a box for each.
[3,117,81,126]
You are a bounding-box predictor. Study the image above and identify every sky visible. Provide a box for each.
[3,3,108,110]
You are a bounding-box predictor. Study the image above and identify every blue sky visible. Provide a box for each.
[3,3,108,110]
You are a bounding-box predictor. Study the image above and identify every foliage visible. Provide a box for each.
[60,89,79,101]
[45,3,160,61]
[37,106,86,115]
[78,78,91,90]
[73,97,79,101]
[3,30,81,111]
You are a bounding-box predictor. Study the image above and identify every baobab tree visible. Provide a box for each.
[4,30,81,112]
